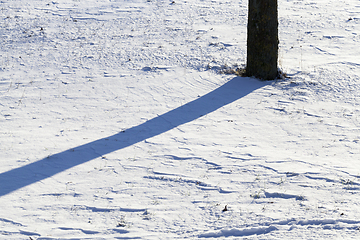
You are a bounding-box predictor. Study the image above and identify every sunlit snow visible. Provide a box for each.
[1,0,360,239]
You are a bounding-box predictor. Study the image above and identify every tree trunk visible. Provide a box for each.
[246,0,278,80]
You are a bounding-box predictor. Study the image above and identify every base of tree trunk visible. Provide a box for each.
[246,0,278,80]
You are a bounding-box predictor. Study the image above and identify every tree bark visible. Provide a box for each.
[246,0,278,80]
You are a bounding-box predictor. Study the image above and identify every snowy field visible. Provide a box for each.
[1,0,360,239]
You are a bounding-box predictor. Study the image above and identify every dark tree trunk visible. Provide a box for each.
[246,0,278,80]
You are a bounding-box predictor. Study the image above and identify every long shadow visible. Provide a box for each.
[0,76,267,196]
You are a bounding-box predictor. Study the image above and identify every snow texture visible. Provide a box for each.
[1,0,360,239]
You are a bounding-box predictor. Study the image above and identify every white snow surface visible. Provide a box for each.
[1,0,360,239]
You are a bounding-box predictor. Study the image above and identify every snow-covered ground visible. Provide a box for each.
[1,0,360,238]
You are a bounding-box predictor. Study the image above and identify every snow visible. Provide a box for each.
[1,0,360,239]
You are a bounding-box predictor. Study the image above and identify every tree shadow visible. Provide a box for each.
[0,76,268,197]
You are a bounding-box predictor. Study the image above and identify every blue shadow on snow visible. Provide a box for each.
[0,76,267,196]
